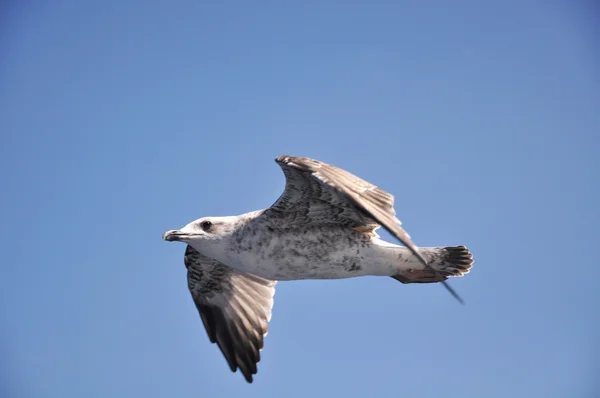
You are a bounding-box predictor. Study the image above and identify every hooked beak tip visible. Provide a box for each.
[163,230,180,241]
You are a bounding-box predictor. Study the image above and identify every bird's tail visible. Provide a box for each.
[391,246,474,284]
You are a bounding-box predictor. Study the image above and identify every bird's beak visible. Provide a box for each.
[163,230,187,241]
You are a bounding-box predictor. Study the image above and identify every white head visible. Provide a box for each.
[163,216,240,258]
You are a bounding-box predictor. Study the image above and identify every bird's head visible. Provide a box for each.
[163,216,241,250]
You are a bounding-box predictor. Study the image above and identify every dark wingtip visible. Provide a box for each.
[414,248,466,305]
[441,280,465,305]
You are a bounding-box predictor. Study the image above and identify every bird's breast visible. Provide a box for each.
[226,226,374,280]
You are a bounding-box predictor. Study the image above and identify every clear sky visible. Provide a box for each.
[1,1,599,397]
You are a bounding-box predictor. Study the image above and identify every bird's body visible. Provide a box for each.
[163,155,475,383]
[227,220,396,280]
[188,209,463,281]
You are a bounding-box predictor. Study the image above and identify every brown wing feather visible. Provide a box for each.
[266,155,464,304]
[184,245,277,383]
[265,156,384,229]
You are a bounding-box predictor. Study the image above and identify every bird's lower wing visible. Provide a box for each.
[184,245,277,383]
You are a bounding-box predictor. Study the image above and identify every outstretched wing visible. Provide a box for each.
[264,155,463,304]
[184,245,277,383]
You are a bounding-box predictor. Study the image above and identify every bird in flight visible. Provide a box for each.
[163,155,474,383]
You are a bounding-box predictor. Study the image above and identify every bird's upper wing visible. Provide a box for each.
[263,155,463,303]
[184,245,276,383]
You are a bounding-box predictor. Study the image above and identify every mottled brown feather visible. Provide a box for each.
[265,155,464,304]
[184,245,276,383]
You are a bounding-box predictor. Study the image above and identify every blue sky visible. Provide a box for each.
[1,1,598,397]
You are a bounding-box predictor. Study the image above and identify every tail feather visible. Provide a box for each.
[392,246,474,284]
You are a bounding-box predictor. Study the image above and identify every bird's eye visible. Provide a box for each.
[200,221,212,232]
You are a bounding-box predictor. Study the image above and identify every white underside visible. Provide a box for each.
[198,235,431,281]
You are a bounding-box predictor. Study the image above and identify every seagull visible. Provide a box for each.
[163,155,474,383]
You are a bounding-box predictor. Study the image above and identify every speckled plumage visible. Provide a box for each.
[163,155,475,383]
